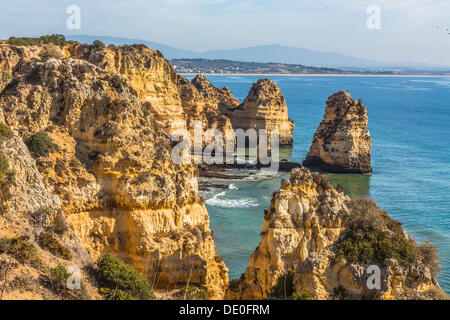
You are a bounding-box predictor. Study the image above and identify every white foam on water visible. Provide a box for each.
[206,190,258,208]
[228,183,239,190]
[245,170,283,181]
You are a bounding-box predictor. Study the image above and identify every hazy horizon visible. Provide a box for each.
[1,0,449,66]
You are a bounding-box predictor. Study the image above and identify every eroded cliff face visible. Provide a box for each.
[177,75,238,151]
[303,90,372,174]
[226,167,349,299]
[221,79,294,146]
[0,49,228,298]
[0,131,101,300]
[227,168,445,300]
[85,45,186,134]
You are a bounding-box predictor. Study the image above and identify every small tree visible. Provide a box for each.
[93,40,105,49]
[25,132,58,158]
[97,253,154,300]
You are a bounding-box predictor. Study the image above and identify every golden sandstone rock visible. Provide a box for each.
[303,90,372,174]
[0,39,444,301]
[86,45,187,134]
[221,79,294,146]
[226,168,445,300]
[0,46,228,299]
[177,74,237,150]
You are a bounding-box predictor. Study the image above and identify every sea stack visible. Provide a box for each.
[177,74,239,150]
[303,90,372,174]
[221,79,294,146]
[226,168,446,300]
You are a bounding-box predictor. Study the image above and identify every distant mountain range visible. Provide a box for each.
[67,34,450,71]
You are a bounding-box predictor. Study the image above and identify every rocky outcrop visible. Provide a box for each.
[303,90,372,174]
[86,45,186,134]
[0,46,19,91]
[0,51,228,298]
[227,168,445,300]
[0,131,101,300]
[177,75,238,151]
[221,79,294,146]
[226,167,348,299]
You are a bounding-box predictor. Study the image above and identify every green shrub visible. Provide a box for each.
[93,40,105,49]
[0,123,13,138]
[47,264,90,299]
[25,132,57,158]
[97,253,154,300]
[50,264,71,291]
[39,232,72,260]
[133,44,148,50]
[270,270,295,299]
[0,236,42,269]
[293,291,314,300]
[8,34,67,47]
[336,198,420,265]
[9,275,32,292]
[121,44,133,52]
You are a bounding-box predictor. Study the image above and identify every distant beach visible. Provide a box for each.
[180,73,450,77]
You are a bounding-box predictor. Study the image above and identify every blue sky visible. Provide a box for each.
[1,0,449,65]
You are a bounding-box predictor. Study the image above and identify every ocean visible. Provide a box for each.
[186,75,450,294]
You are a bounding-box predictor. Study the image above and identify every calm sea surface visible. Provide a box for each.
[186,75,450,294]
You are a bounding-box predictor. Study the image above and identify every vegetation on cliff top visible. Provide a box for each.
[336,198,440,275]
[97,253,154,300]
[93,40,105,49]
[8,34,67,47]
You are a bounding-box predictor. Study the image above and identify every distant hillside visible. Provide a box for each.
[171,59,396,75]
[67,35,450,72]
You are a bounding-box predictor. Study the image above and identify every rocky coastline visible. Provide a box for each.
[0,36,446,300]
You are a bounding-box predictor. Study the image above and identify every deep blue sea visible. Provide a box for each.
[186,75,450,294]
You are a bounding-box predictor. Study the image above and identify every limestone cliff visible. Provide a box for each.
[0,47,228,298]
[177,75,238,151]
[0,131,100,300]
[303,90,372,174]
[227,168,446,300]
[85,45,186,133]
[221,79,294,146]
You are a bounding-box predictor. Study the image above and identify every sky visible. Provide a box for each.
[1,0,449,66]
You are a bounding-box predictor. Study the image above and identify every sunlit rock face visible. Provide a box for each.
[221,79,294,146]
[226,168,445,300]
[0,44,228,298]
[303,90,372,174]
[85,45,187,134]
[177,74,237,151]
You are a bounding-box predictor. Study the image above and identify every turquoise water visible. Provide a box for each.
[187,75,450,294]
